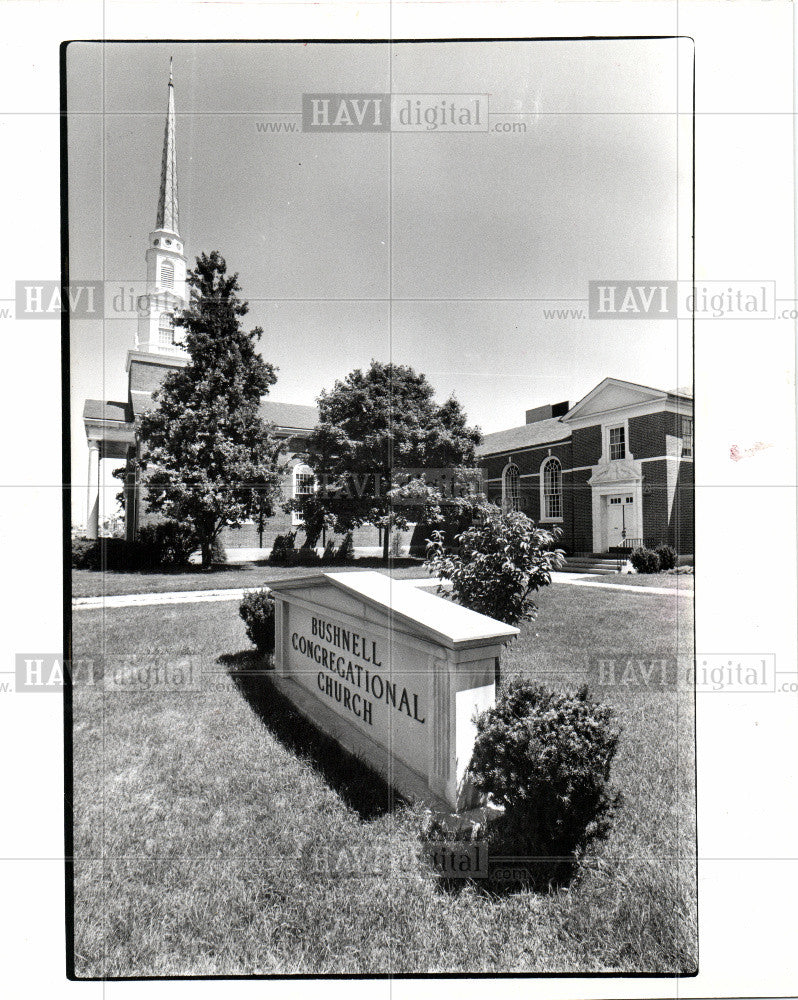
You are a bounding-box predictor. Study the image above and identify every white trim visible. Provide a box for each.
[539,456,564,524]
[501,461,521,513]
[604,420,632,463]
[492,454,692,481]
[291,462,315,526]
[587,458,644,552]
[564,397,693,428]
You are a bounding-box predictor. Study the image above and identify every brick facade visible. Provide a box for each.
[477,379,694,555]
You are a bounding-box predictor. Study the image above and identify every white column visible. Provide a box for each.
[86,441,100,539]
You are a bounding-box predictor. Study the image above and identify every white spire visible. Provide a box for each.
[156,63,179,235]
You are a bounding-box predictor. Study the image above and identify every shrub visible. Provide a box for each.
[321,537,337,563]
[389,531,404,559]
[239,589,276,656]
[293,547,321,567]
[211,536,227,565]
[424,507,563,626]
[468,680,621,878]
[72,537,138,571]
[654,543,677,571]
[72,537,100,570]
[630,547,661,574]
[137,519,199,568]
[269,531,297,566]
[336,532,355,563]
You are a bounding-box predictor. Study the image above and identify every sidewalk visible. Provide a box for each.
[72,573,690,611]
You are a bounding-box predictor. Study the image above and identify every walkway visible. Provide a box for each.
[72,573,691,611]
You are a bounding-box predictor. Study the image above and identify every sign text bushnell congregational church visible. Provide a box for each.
[291,616,426,727]
[268,571,518,812]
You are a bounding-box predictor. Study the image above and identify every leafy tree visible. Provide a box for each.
[138,251,283,567]
[425,505,564,626]
[290,361,482,558]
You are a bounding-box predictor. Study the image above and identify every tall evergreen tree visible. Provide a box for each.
[138,251,283,567]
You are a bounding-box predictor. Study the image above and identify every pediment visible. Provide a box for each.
[564,378,666,421]
[588,459,643,485]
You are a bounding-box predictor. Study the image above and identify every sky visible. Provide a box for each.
[67,40,693,525]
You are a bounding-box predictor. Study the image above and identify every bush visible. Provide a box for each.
[389,531,404,559]
[72,536,100,570]
[211,536,227,565]
[293,547,321,567]
[73,522,201,572]
[239,589,276,656]
[654,543,677,571]
[468,680,621,881]
[424,507,563,626]
[630,547,661,574]
[336,532,355,563]
[269,531,297,566]
[71,536,139,571]
[137,520,199,568]
[321,537,337,562]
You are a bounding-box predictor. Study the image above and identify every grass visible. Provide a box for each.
[71,581,695,976]
[71,557,428,598]
[577,572,695,590]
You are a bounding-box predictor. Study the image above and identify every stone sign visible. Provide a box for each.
[267,571,519,811]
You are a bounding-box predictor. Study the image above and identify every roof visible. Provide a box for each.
[268,571,519,649]
[83,399,131,424]
[476,416,570,457]
[259,400,318,431]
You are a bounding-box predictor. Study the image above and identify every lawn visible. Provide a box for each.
[71,557,429,598]
[71,581,696,976]
[576,572,695,590]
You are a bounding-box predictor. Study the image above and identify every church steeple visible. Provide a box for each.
[133,62,188,358]
[155,60,179,235]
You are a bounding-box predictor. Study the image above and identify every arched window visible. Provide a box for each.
[541,457,563,521]
[502,463,521,513]
[157,312,175,346]
[292,463,315,526]
[160,260,174,290]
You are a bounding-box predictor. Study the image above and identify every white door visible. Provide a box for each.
[606,494,634,548]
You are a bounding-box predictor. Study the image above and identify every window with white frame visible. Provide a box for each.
[541,457,563,520]
[502,463,521,513]
[681,416,693,458]
[160,260,174,289]
[609,425,626,461]
[157,312,175,346]
[292,463,315,525]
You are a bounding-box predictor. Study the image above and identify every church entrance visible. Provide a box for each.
[606,493,635,548]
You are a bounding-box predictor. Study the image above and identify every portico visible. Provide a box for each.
[82,401,135,539]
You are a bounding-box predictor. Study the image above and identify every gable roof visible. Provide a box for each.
[563,377,692,422]
[258,400,318,431]
[476,415,570,457]
[83,399,132,424]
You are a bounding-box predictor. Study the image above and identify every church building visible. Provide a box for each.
[476,379,694,554]
[83,72,693,557]
[82,70,321,548]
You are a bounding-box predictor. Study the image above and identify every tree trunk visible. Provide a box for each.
[200,537,213,570]
[382,522,390,560]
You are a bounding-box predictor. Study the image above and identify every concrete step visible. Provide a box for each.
[560,556,623,575]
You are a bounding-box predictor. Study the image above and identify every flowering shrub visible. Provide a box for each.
[468,680,621,870]
[424,507,563,626]
[239,589,276,656]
